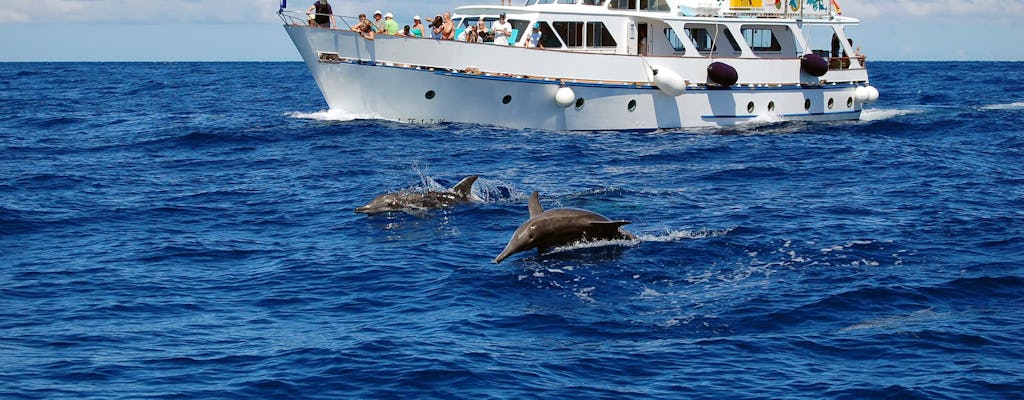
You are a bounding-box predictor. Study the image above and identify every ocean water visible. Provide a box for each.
[1,61,1022,399]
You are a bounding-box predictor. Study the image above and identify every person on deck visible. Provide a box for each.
[411,16,425,38]
[371,10,386,33]
[524,22,543,48]
[306,0,335,29]
[491,12,512,45]
[441,12,456,40]
[384,12,399,35]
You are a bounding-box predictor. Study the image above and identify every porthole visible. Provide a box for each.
[804,98,811,110]
[768,101,775,112]
[827,98,835,109]
[502,95,512,104]
[847,97,854,108]
[425,90,436,100]
[575,98,585,110]
[627,99,637,112]
[747,101,755,114]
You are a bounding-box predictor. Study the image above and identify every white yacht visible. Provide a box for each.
[279,0,878,130]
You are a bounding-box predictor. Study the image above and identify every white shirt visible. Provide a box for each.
[491,20,513,45]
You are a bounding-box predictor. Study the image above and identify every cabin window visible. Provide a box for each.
[553,22,584,47]
[537,22,564,48]
[640,0,671,11]
[686,27,740,53]
[608,0,636,9]
[581,0,603,4]
[531,0,576,3]
[741,28,781,52]
[552,21,615,48]
[587,22,617,47]
[664,28,686,53]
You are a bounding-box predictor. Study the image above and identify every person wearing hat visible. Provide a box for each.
[411,16,425,38]
[306,0,335,29]
[491,12,513,45]
[384,12,399,35]
[371,10,386,33]
[524,22,544,49]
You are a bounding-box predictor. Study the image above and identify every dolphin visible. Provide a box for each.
[494,191,636,264]
[355,175,479,215]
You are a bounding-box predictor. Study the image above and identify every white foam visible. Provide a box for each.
[859,108,920,121]
[637,227,735,242]
[287,108,393,122]
[980,101,1024,111]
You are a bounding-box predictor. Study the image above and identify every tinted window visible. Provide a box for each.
[586,22,617,47]
[664,28,686,52]
[742,28,782,51]
[553,21,584,47]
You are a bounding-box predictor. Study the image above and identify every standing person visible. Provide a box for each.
[371,10,386,33]
[491,12,512,45]
[384,12,399,35]
[524,22,543,48]
[431,15,444,39]
[441,12,456,40]
[306,0,335,29]
[411,16,425,37]
[475,17,489,41]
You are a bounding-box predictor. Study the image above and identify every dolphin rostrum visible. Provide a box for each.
[494,191,636,264]
[355,175,479,215]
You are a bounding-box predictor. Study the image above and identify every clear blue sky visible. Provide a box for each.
[1,0,1021,61]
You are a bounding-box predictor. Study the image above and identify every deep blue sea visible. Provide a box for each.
[1,61,1022,399]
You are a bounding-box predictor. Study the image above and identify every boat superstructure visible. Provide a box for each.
[279,0,878,130]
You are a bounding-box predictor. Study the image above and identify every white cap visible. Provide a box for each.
[373,10,382,15]
[413,15,421,20]
[385,12,393,18]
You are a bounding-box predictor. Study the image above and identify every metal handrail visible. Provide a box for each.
[277,9,358,31]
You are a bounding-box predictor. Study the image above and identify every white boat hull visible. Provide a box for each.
[285,25,867,131]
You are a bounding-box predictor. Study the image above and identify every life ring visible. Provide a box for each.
[831,0,842,14]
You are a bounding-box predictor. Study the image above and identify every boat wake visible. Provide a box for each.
[859,108,921,121]
[979,101,1024,111]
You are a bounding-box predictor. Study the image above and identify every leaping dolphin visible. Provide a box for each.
[355,175,479,215]
[494,191,636,264]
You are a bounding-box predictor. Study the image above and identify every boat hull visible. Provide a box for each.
[285,26,865,131]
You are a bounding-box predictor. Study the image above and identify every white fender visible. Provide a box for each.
[855,86,871,102]
[866,85,880,103]
[652,68,686,97]
[554,86,576,108]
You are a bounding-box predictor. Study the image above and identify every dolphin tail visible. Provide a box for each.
[528,191,544,217]
[451,175,479,198]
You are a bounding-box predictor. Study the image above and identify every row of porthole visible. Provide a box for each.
[425,91,857,113]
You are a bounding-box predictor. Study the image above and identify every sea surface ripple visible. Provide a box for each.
[1,62,1022,399]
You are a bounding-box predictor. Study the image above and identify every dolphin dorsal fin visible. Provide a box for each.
[451,175,479,197]
[528,191,543,217]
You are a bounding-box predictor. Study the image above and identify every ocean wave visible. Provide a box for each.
[979,101,1024,111]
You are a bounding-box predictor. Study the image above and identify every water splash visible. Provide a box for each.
[859,108,921,121]
[288,108,392,121]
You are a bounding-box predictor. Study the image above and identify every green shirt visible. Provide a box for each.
[385,19,399,35]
